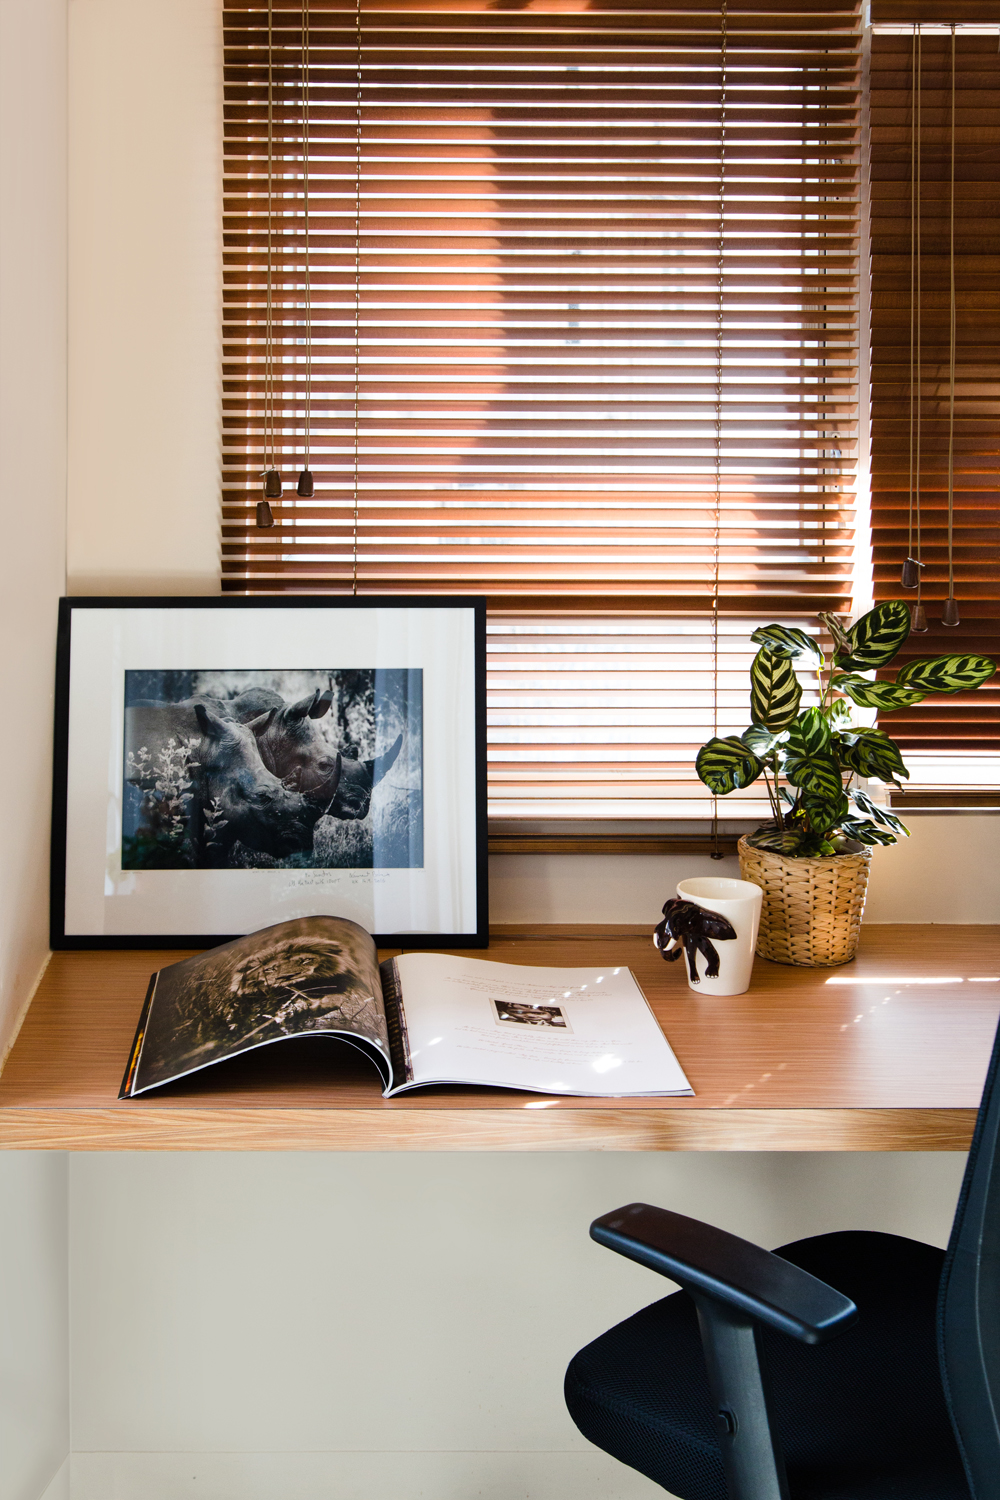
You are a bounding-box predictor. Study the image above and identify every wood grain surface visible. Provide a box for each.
[1,925,996,1151]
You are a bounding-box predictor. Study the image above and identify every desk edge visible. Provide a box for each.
[0,1106,977,1152]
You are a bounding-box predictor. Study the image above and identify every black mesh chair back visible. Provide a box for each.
[939,1009,1000,1494]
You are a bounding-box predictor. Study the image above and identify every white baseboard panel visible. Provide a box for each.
[69,1450,665,1499]
[38,1458,70,1500]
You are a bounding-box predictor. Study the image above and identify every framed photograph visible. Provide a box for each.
[51,597,487,948]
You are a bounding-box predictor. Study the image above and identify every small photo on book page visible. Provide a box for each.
[394,952,692,1097]
[491,998,572,1031]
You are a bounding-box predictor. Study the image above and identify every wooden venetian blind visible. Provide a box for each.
[222,0,861,608]
[222,0,861,819]
[870,0,1000,753]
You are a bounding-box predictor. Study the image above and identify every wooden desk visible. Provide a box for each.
[1,925,997,1152]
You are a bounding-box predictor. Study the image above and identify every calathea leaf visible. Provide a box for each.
[750,624,825,668]
[835,600,912,671]
[742,724,781,755]
[838,817,900,847]
[794,706,832,755]
[817,611,854,655]
[749,647,802,730]
[834,675,925,711]
[745,824,808,855]
[850,788,910,837]
[835,729,910,784]
[895,654,997,695]
[825,696,854,725]
[782,721,844,799]
[696,737,764,795]
[800,790,849,835]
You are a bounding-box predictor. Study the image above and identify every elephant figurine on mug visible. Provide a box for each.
[653,898,737,985]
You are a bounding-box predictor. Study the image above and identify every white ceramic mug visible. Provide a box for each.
[673,877,763,996]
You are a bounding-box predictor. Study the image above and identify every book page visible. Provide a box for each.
[124,916,390,1095]
[391,953,692,1097]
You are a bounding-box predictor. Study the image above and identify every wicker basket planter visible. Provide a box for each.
[737,835,872,968]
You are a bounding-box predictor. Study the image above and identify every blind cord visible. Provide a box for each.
[905,23,916,576]
[901,28,925,591]
[257,0,280,527]
[268,0,271,477]
[266,0,273,477]
[710,1,727,861]
[304,0,311,466]
[296,0,314,498]
[915,24,923,622]
[943,25,959,627]
[909,26,927,631]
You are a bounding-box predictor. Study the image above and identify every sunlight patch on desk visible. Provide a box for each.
[826,976,968,985]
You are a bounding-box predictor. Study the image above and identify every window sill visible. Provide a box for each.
[888,792,1000,812]
[487,799,1000,854]
[487,820,753,856]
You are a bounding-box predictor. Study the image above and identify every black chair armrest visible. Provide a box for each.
[591,1202,857,1345]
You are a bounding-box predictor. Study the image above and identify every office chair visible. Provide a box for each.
[565,1013,1000,1500]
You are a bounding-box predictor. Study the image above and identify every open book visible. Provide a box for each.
[120,916,692,1099]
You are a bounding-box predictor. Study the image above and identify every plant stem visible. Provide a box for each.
[761,765,778,824]
[770,754,784,827]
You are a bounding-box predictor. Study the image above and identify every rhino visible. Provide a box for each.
[124,700,318,865]
[229,686,404,823]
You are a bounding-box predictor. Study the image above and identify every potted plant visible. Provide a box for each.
[695,601,997,967]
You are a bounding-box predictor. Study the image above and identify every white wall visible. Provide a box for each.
[0,0,69,1059]
[490,814,1000,927]
[0,0,72,1490]
[67,1150,966,1500]
[66,0,221,595]
[0,1154,70,1500]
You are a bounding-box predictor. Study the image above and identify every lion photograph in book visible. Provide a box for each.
[120,668,422,871]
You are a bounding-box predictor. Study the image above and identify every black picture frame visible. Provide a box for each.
[51,596,488,949]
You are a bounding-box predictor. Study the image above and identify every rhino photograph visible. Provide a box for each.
[121,668,422,870]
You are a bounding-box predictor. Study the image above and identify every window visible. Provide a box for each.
[222,0,867,826]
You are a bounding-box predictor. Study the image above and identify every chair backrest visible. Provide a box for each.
[938,1007,1000,1499]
